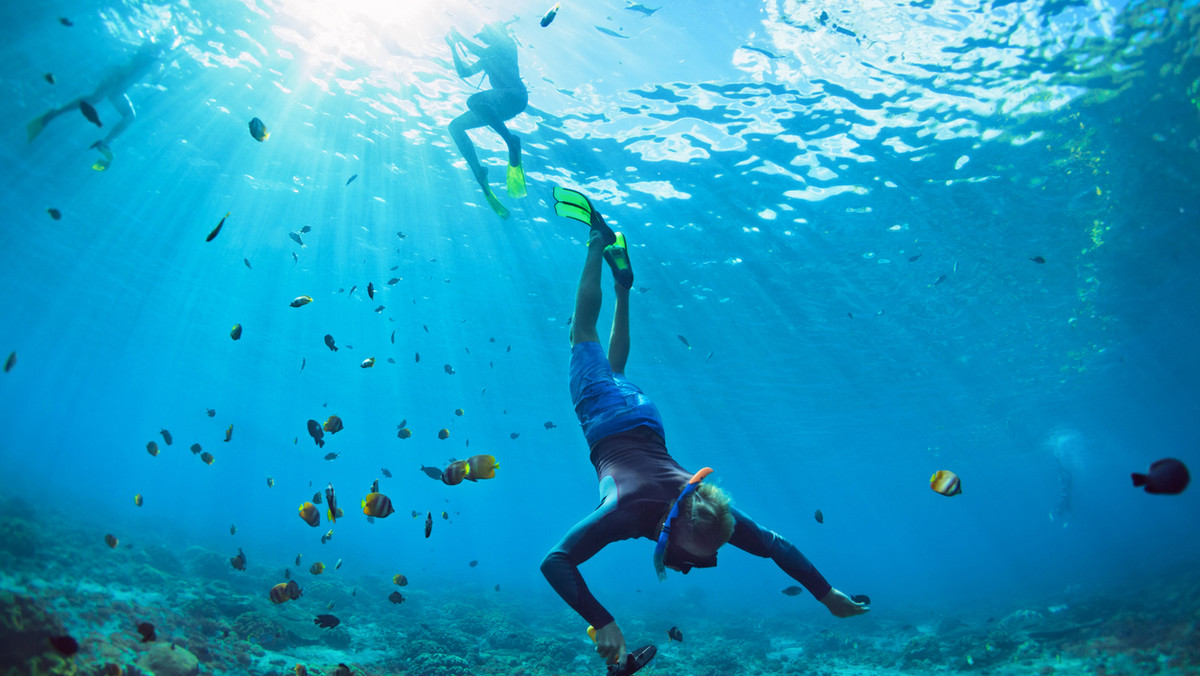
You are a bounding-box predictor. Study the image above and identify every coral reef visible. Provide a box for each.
[0,590,76,675]
[136,643,200,676]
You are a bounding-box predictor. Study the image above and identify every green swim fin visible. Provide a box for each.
[484,188,510,219]
[552,186,615,245]
[91,141,113,172]
[604,232,634,289]
[507,163,527,198]
[26,115,46,144]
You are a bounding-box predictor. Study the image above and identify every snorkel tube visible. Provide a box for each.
[652,467,713,580]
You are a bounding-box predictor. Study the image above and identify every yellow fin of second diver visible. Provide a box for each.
[506,164,527,199]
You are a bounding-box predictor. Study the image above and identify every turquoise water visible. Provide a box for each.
[2,0,1198,674]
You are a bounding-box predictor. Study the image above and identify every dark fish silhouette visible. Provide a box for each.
[206,212,229,242]
[1030,256,1046,264]
[160,429,173,446]
[368,282,375,299]
[324,335,338,352]
[79,101,102,127]
[1132,458,1190,495]
[667,626,683,642]
[908,254,922,262]
[136,622,156,642]
[47,208,61,220]
[933,274,946,286]
[544,421,556,430]
[345,174,357,186]
[248,117,269,141]
[424,511,432,538]
[44,73,56,84]
[596,26,629,38]
[814,509,824,524]
[540,2,560,27]
[444,364,455,375]
[307,419,325,447]
[47,635,79,656]
[59,17,74,26]
[244,258,252,269]
[625,2,660,15]
[381,467,392,477]
[314,614,340,629]
[781,586,804,596]
[677,335,691,348]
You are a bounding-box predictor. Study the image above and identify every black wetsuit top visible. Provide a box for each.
[540,426,834,629]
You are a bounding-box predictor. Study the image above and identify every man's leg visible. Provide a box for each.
[608,284,630,373]
[448,110,487,188]
[570,231,605,346]
[101,93,137,145]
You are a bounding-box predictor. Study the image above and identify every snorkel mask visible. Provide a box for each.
[652,467,714,580]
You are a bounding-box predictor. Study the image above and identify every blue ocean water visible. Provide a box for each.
[1,0,1198,673]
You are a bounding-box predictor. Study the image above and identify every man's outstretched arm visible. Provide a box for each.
[727,507,869,617]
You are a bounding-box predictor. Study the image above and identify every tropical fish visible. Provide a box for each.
[595,26,628,39]
[295,665,308,676]
[292,252,298,263]
[1030,256,1046,264]
[314,613,340,628]
[424,511,432,538]
[381,467,392,478]
[781,586,804,596]
[415,352,420,362]
[510,432,520,440]
[667,626,683,642]
[312,491,323,504]
[230,323,243,340]
[298,502,321,527]
[310,562,325,575]
[224,424,233,442]
[540,2,560,27]
[455,408,465,417]
[361,358,376,368]
[442,460,468,486]
[59,17,73,26]
[301,225,311,233]
[370,479,379,494]
[230,524,236,535]
[186,443,200,456]
[466,454,499,481]
[230,548,247,571]
[393,574,408,586]
[103,533,119,549]
[324,335,338,352]
[345,174,357,186]
[933,274,947,286]
[388,591,405,604]
[1132,458,1190,495]
[335,559,343,570]
[444,364,455,375]
[301,358,306,371]
[79,101,102,127]
[43,73,56,85]
[930,470,962,496]
[362,492,395,518]
[200,452,215,465]
[321,529,333,544]
[420,465,441,480]
[324,452,339,461]
[244,258,252,269]
[157,429,172,446]
[134,494,143,507]
[390,330,395,344]
[335,665,351,676]
[348,285,357,297]
[325,483,339,523]
[146,441,159,457]
[677,335,691,348]
[442,511,450,520]
[269,580,302,604]
[438,428,450,440]
[206,212,229,242]
[307,419,325,447]
[267,477,275,488]
[397,428,412,439]
[367,282,375,299]
[908,254,922,262]
[248,117,269,142]
[388,277,401,285]
[323,415,344,434]
[47,208,62,220]
[207,408,216,417]
[296,554,302,565]
[544,421,556,430]
[374,305,385,313]
[814,509,824,524]
[289,231,304,247]
[136,622,156,643]
[290,295,314,308]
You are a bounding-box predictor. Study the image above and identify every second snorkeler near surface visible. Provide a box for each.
[445,22,529,219]
[542,187,870,671]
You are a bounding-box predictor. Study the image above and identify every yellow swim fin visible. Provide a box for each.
[91,142,114,172]
[483,188,510,219]
[506,163,527,199]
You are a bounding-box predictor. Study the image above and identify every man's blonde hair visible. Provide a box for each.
[682,483,735,554]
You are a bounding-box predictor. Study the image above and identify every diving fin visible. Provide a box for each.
[552,186,615,245]
[26,115,46,144]
[90,140,114,172]
[507,163,527,198]
[603,232,634,289]
[484,188,510,219]
[607,644,656,676]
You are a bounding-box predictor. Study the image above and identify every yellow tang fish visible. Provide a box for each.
[298,502,320,527]
[362,492,395,518]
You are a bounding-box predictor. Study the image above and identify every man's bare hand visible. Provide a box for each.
[594,621,627,665]
[820,588,870,618]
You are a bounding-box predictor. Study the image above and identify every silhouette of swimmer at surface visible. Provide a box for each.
[27,33,177,171]
[445,22,528,219]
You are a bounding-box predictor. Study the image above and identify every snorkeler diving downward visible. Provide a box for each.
[445,22,529,219]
